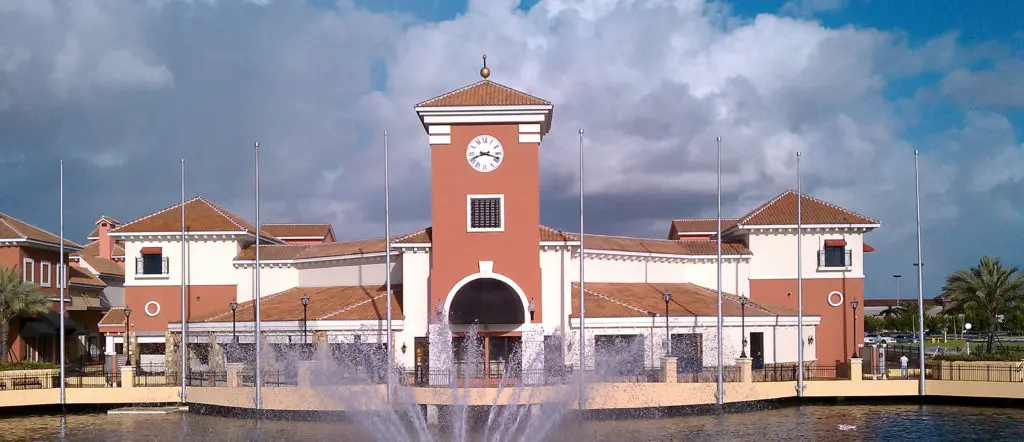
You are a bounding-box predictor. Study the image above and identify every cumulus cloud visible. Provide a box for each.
[940,59,1024,108]
[0,0,1022,296]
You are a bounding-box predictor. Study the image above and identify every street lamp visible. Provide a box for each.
[850,299,859,358]
[229,301,238,343]
[123,307,132,366]
[663,291,672,356]
[739,296,748,358]
[301,295,310,345]
[892,274,902,303]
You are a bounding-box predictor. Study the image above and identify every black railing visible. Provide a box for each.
[926,363,1024,382]
[134,369,181,387]
[65,372,119,388]
[0,373,56,390]
[753,363,799,382]
[817,249,852,268]
[186,371,227,387]
[805,364,840,380]
[677,366,742,383]
[408,369,576,388]
[241,369,298,387]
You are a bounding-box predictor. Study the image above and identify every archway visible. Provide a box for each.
[447,278,526,325]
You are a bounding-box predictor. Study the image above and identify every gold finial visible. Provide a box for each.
[480,54,490,79]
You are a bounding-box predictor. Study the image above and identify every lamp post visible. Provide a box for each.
[663,291,671,357]
[739,296,748,358]
[301,295,310,345]
[123,307,132,366]
[230,301,238,343]
[850,299,859,358]
[893,273,902,303]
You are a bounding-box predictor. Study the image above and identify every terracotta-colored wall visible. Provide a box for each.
[5,319,24,362]
[124,285,236,332]
[429,123,542,324]
[0,246,19,275]
[13,248,62,297]
[750,277,864,365]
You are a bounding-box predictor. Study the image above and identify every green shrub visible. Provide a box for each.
[0,361,59,371]
[932,353,1022,362]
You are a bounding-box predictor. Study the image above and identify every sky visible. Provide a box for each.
[0,0,1022,301]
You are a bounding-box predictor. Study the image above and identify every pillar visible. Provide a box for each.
[208,332,225,372]
[425,405,440,425]
[226,363,245,387]
[662,357,678,383]
[165,331,181,376]
[848,358,863,382]
[427,323,452,386]
[121,366,135,388]
[105,335,115,355]
[521,324,545,385]
[737,357,753,383]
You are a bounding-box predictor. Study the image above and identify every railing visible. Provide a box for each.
[241,369,298,387]
[677,366,742,383]
[135,257,170,275]
[753,363,798,382]
[817,249,852,268]
[186,371,227,387]
[926,363,1024,382]
[0,373,56,390]
[409,369,577,388]
[805,364,840,380]
[65,372,119,388]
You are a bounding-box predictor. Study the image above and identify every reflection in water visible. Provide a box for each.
[0,404,1021,441]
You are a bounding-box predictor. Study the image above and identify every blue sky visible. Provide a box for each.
[0,0,1022,302]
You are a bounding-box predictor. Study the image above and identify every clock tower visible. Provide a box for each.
[415,56,554,331]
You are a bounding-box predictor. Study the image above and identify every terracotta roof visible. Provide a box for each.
[74,240,126,259]
[78,255,125,277]
[570,282,799,319]
[189,285,403,323]
[235,237,390,261]
[392,225,750,256]
[670,218,739,237]
[260,223,334,240]
[87,216,120,239]
[98,308,126,328]
[416,80,551,108]
[111,196,277,238]
[68,266,105,288]
[737,190,878,227]
[0,211,82,249]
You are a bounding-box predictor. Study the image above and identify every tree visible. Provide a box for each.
[940,256,1024,354]
[0,266,52,363]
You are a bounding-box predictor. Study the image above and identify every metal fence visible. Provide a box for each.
[186,371,227,387]
[0,373,56,390]
[926,363,1024,382]
[677,366,742,383]
[753,363,798,382]
[408,369,577,388]
[240,369,298,387]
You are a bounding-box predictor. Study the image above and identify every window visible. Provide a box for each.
[40,261,52,287]
[818,239,851,269]
[22,258,34,283]
[467,194,504,232]
[136,247,169,276]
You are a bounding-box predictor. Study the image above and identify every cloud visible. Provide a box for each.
[939,59,1024,108]
[0,0,1022,297]
[780,0,848,16]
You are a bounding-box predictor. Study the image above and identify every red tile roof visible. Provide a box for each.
[111,196,277,239]
[416,80,551,108]
[260,223,334,240]
[98,308,126,329]
[737,190,878,227]
[0,211,82,249]
[189,285,403,322]
[74,240,126,260]
[78,255,125,277]
[570,282,799,319]
[235,237,391,261]
[670,218,739,238]
[68,266,105,288]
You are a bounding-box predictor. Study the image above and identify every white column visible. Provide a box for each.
[521,324,545,384]
[105,336,115,355]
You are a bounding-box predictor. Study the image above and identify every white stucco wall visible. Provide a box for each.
[233,265,299,303]
[397,250,430,369]
[747,231,866,279]
[297,257,402,287]
[123,237,242,287]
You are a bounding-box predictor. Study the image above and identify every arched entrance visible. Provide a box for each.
[445,277,527,384]
[448,278,526,325]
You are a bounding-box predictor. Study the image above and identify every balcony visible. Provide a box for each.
[135,256,170,279]
[817,249,852,271]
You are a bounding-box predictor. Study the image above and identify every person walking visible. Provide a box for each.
[900,354,909,379]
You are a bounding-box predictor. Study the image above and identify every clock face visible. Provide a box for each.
[466,135,504,172]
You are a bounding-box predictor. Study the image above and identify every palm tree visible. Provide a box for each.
[0,265,52,363]
[940,256,1024,354]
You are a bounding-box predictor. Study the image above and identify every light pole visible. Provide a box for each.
[230,301,238,343]
[893,274,902,302]
[301,295,310,345]
[663,291,671,357]
[740,296,748,358]
[123,307,132,366]
[850,299,859,358]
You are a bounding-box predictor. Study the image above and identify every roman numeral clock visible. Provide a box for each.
[465,135,504,172]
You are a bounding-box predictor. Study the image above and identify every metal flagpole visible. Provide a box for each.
[715,137,724,405]
[180,158,187,403]
[796,151,805,397]
[254,141,263,411]
[578,128,586,408]
[384,130,393,405]
[59,159,66,408]
[914,150,926,395]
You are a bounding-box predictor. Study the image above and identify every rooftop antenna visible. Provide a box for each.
[480,54,490,79]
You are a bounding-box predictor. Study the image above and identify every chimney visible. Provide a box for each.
[97,218,116,259]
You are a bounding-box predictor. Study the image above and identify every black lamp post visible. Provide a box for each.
[229,301,238,343]
[528,299,536,322]
[663,291,672,357]
[123,307,132,366]
[850,298,859,358]
[739,296,748,358]
[301,295,310,345]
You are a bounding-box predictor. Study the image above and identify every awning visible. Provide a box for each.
[19,321,56,337]
[140,247,162,254]
[32,311,88,336]
[863,243,875,253]
[69,292,105,311]
[824,239,847,247]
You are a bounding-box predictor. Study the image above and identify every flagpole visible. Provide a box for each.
[254,141,263,412]
[578,128,586,409]
[384,130,393,406]
[180,158,187,403]
[796,151,805,397]
[914,150,926,395]
[59,159,66,408]
[715,136,724,406]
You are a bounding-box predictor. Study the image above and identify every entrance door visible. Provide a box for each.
[487,336,522,379]
[671,333,703,373]
[413,337,429,385]
[750,332,765,369]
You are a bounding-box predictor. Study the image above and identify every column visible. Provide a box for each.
[226,363,245,387]
[296,360,314,387]
[848,358,863,382]
[427,323,452,386]
[737,357,753,383]
[105,335,115,356]
[121,366,135,388]
[165,331,181,377]
[521,324,545,385]
[662,357,678,383]
[208,332,225,373]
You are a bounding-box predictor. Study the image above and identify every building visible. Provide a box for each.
[0,211,104,364]
[71,216,127,360]
[91,62,880,381]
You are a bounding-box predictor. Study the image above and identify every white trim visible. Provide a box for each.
[275,236,327,240]
[428,135,451,145]
[827,291,844,307]
[39,261,52,287]
[138,336,165,344]
[22,258,34,283]
[134,274,171,280]
[428,125,451,135]
[0,239,83,252]
[170,319,406,332]
[233,250,397,266]
[739,224,880,230]
[421,114,548,125]
[569,315,822,328]
[519,133,541,143]
[444,271,531,324]
[466,194,505,233]
[415,105,553,113]
[145,301,161,317]
[519,123,541,133]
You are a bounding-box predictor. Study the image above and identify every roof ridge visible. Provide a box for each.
[262,222,332,226]
[415,79,552,108]
[738,190,792,225]
[113,196,204,233]
[317,289,389,320]
[673,217,739,222]
[572,283,651,316]
[198,197,250,232]
[796,191,881,224]
[393,228,428,243]
[416,79,488,107]
[0,212,80,247]
[0,214,26,239]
